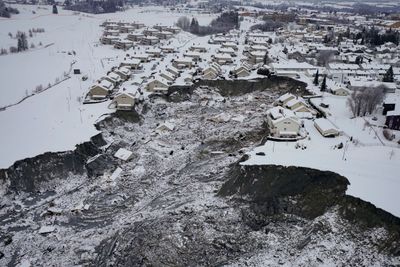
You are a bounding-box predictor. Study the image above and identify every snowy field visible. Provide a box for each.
[0,5,217,168]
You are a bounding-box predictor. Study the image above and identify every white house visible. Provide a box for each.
[145,76,170,93]
[284,98,315,117]
[145,48,162,58]
[160,71,176,82]
[189,45,207,53]
[102,72,122,86]
[114,39,134,50]
[114,67,132,81]
[217,47,237,57]
[120,58,142,69]
[166,65,180,76]
[113,92,137,110]
[88,82,112,100]
[173,57,193,69]
[184,51,202,61]
[266,106,301,138]
[160,46,175,53]
[232,65,251,77]
[212,53,233,65]
[132,53,151,63]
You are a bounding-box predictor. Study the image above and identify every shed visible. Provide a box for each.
[314,118,340,137]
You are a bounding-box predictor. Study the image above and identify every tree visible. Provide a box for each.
[313,69,319,86]
[17,31,28,52]
[176,16,190,31]
[189,18,199,34]
[53,4,58,14]
[323,34,329,44]
[320,75,327,92]
[355,55,363,65]
[282,46,288,54]
[347,87,385,117]
[383,66,394,82]
[263,51,269,64]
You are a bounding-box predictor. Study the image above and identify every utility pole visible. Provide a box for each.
[342,140,349,161]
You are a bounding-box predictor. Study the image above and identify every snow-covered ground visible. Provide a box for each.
[0,5,218,168]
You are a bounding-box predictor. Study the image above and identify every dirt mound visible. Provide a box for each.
[219,164,349,219]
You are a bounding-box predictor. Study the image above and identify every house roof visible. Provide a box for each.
[271,61,316,70]
[278,93,295,103]
[115,92,136,101]
[314,118,339,132]
[267,106,299,124]
[100,79,113,89]
[118,67,131,75]
[108,72,121,81]
[286,98,305,108]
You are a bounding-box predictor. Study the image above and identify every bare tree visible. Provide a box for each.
[176,16,190,31]
[365,86,385,115]
[347,87,385,117]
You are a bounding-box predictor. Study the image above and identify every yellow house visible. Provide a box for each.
[331,86,349,96]
[113,92,136,110]
[285,98,309,111]
[88,85,109,100]
[145,76,170,93]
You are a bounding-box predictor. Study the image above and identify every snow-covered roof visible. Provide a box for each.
[328,63,360,70]
[122,58,141,65]
[348,78,397,89]
[100,79,113,89]
[214,53,232,60]
[108,72,121,81]
[118,67,131,75]
[278,93,295,103]
[267,106,298,122]
[314,118,339,132]
[270,61,316,70]
[286,98,304,108]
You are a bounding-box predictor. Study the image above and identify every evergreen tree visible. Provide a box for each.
[383,66,394,82]
[313,69,319,86]
[323,35,329,44]
[189,18,199,34]
[320,75,327,92]
[263,52,269,64]
[53,4,58,14]
[17,32,28,52]
[355,55,363,65]
[282,46,288,54]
